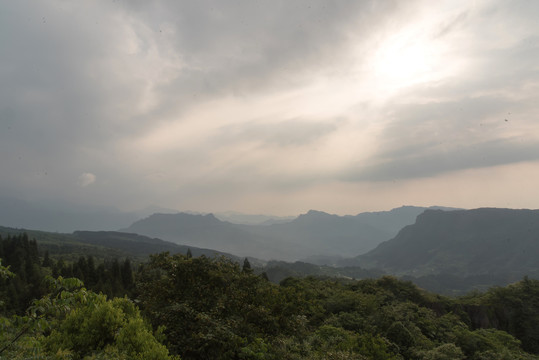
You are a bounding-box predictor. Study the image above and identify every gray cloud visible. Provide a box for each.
[343,91,539,182]
[344,138,539,182]
[129,0,409,125]
[1,0,539,217]
[340,0,539,183]
[216,118,340,147]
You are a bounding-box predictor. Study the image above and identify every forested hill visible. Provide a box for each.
[357,208,539,277]
[72,230,235,259]
[0,226,235,261]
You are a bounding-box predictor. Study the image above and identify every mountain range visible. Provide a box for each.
[4,204,539,294]
[0,196,296,232]
[120,206,539,293]
[122,206,451,261]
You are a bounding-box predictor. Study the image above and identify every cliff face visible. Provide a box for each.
[357,208,539,276]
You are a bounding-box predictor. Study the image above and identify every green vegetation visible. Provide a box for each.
[0,276,176,359]
[1,233,175,359]
[136,253,539,360]
[0,233,48,313]
[0,234,135,313]
[2,232,539,359]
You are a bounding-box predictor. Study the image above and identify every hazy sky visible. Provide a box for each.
[2,0,539,216]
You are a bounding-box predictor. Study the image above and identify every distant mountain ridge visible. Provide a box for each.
[6,206,539,295]
[122,206,456,261]
[123,212,286,260]
[213,211,295,225]
[357,208,539,277]
[242,209,391,259]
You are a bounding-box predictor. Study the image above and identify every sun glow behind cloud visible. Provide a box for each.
[111,0,539,215]
[2,0,539,215]
[374,32,437,84]
[364,7,469,99]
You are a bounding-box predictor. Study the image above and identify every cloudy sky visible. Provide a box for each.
[1,0,539,217]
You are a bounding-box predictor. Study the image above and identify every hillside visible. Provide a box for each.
[73,231,236,260]
[357,208,539,278]
[0,225,234,261]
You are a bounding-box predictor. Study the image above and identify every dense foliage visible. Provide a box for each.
[0,275,176,359]
[0,234,134,314]
[3,232,539,359]
[460,276,539,354]
[136,253,539,360]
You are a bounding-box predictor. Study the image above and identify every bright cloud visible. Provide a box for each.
[78,173,96,188]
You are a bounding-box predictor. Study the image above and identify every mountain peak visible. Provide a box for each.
[294,210,335,222]
[305,210,330,216]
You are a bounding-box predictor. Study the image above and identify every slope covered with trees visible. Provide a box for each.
[0,233,137,313]
[136,253,539,359]
[0,225,234,263]
[357,208,539,276]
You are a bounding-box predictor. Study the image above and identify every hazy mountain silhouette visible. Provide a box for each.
[240,209,391,258]
[213,211,295,225]
[123,213,287,260]
[272,206,458,265]
[122,206,454,261]
[356,208,539,277]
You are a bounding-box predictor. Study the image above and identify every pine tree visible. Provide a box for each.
[42,251,52,268]
[242,258,252,273]
[121,258,134,291]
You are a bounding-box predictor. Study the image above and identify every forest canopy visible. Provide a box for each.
[2,233,539,359]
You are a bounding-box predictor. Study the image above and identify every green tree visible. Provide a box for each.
[137,253,282,359]
[41,251,52,268]
[0,258,14,280]
[0,258,15,308]
[0,276,177,359]
[121,258,134,291]
[243,258,252,273]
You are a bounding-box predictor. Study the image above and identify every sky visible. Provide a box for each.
[1,0,539,217]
